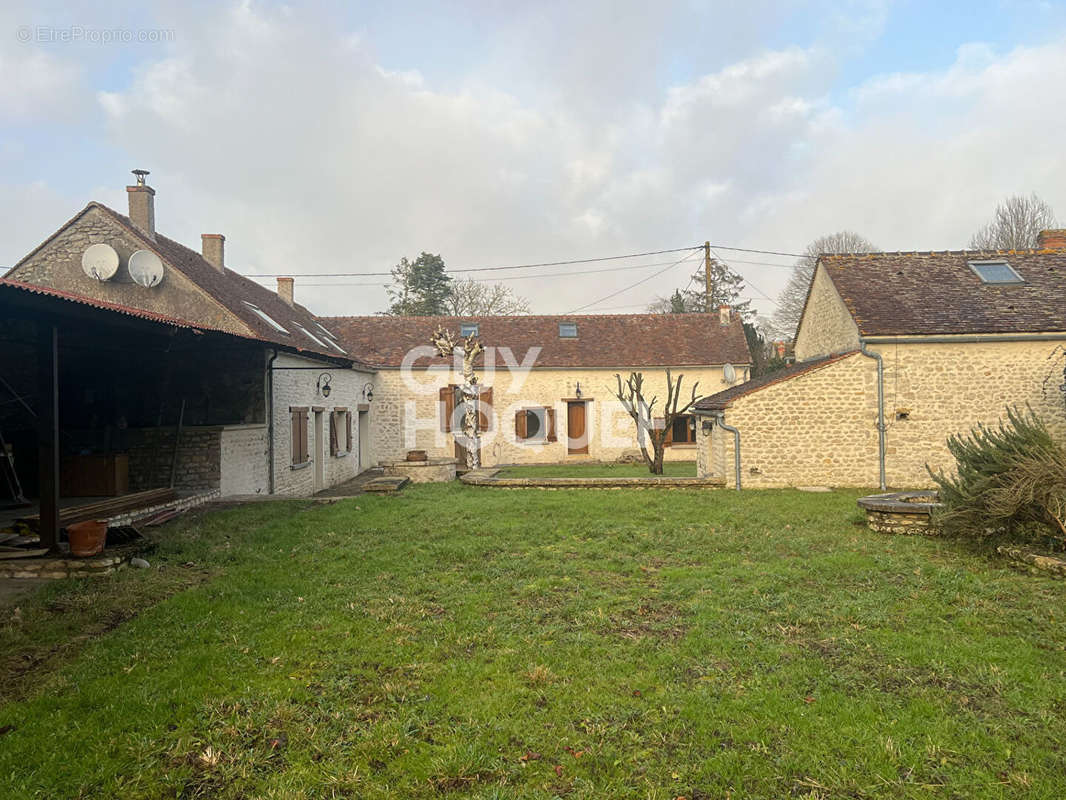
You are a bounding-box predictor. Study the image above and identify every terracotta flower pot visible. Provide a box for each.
[67,519,108,558]
[406,450,428,462]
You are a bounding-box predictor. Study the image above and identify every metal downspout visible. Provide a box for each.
[714,412,742,491]
[860,341,887,491]
[267,348,278,494]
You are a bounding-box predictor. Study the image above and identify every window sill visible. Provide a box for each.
[670,444,697,450]
[517,439,553,445]
[291,460,312,471]
[334,451,348,458]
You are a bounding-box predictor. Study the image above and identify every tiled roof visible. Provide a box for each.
[694,351,859,411]
[0,278,232,332]
[37,203,360,366]
[819,249,1066,336]
[321,313,753,369]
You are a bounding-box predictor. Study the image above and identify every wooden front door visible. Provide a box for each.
[567,401,588,455]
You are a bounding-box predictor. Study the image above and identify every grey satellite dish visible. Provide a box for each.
[128,249,165,288]
[723,363,737,384]
[81,243,119,281]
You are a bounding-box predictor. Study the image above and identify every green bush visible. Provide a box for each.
[929,407,1066,547]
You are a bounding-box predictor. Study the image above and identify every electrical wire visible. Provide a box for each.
[565,250,703,313]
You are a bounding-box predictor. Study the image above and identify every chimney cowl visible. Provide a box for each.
[126,170,156,240]
[277,276,294,307]
[201,234,225,271]
[1037,229,1066,250]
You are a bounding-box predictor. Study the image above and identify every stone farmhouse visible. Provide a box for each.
[324,312,752,467]
[695,240,1066,489]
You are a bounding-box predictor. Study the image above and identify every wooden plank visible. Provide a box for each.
[17,488,176,528]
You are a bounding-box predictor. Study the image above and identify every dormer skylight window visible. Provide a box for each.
[558,322,578,339]
[460,323,479,337]
[243,301,289,334]
[295,324,329,348]
[969,260,1024,285]
[314,321,338,340]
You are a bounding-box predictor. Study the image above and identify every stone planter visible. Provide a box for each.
[857,491,942,536]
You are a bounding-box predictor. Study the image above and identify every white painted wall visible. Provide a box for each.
[219,424,269,496]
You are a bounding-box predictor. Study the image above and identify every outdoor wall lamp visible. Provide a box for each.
[575,381,582,399]
[362,382,374,403]
[701,418,715,434]
[317,373,332,398]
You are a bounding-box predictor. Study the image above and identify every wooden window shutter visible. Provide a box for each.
[439,386,454,432]
[346,410,353,452]
[546,407,557,442]
[329,412,339,457]
[291,408,308,464]
[656,417,672,447]
[477,387,493,431]
[515,408,527,440]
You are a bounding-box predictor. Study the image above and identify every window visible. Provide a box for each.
[558,322,578,338]
[669,415,696,445]
[331,408,352,456]
[515,407,557,442]
[295,324,329,348]
[440,385,494,432]
[244,302,289,334]
[290,407,309,465]
[969,260,1024,284]
[460,323,479,338]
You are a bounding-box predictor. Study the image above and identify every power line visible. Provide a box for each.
[565,250,702,313]
[240,245,702,278]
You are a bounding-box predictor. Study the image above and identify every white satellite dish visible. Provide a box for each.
[723,363,737,384]
[128,249,165,288]
[81,243,119,281]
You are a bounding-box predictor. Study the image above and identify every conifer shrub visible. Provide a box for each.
[929,407,1066,547]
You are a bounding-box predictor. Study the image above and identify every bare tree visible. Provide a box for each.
[611,370,701,474]
[430,326,485,469]
[772,231,877,340]
[969,193,1057,251]
[447,279,531,316]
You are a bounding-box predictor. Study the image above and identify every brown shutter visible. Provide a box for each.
[515,408,527,440]
[291,408,309,464]
[546,407,557,442]
[656,417,672,447]
[329,412,339,456]
[300,410,309,462]
[477,387,493,431]
[346,410,353,452]
[439,386,454,432]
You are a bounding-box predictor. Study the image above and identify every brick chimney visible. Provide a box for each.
[774,341,786,359]
[201,234,225,272]
[1037,229,1066,250]
[277,277,294,307]
[718,304,731,326]
[126,169,155,240]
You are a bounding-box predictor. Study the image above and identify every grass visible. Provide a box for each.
[495,460,697,478]
[1,485,1065,798]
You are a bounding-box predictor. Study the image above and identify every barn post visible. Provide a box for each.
[37,321,60,553]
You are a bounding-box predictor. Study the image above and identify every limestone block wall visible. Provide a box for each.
[370,365,736,467]
[5,206,247,335]
[698,339,1066,489]
[220,425,269,496]
[794,264,861,361]
[271,352,375,496]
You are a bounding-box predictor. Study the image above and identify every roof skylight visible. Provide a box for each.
[969,260,1024,284]
[242,301,289,334]
[558,322,578,338]
[295,324,329,348]
[460,323,479,337]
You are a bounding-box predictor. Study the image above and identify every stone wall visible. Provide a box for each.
[271,351,375,496]
[369,365,735,467]
[5,206,249,336]
[127,426,223,490]
[698,339,1066,489]
[794,263,861,361]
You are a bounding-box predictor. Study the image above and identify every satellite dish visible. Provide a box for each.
[723,363,737,384]
[81,243,119,281]
[128,249,165,288]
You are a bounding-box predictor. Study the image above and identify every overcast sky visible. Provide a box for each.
[2,0,1065,318]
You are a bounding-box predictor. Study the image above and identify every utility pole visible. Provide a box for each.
[703,241,713,313]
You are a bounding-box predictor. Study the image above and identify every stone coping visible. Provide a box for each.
[857,491,942,514]
[461,468,726,489]
[379,457,458,467]
[997,546,1066,579]
[0,543,147,580]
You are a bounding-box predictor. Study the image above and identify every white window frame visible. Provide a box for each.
[243,301,289,335]
[968,260,1025,285]
[558,322,578,339]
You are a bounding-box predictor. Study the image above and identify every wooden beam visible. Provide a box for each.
[37,322,60,553]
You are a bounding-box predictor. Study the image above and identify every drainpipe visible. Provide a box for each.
[859,341,887,491]
[713,412,742,491]
[266,348,278,494]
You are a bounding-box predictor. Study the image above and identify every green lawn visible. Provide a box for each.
[1,486,1065,798]
[496,460,697,478]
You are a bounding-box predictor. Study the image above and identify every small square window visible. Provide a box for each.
[460,323,479,338]
[968,260,1024,284]
[558,322,578,338]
